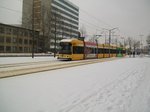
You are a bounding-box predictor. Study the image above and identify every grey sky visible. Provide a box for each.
[0,0,22,24]
[70,0,150,40]
[0,0,150,41]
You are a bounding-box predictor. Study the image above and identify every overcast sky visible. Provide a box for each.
[0,0,150,42]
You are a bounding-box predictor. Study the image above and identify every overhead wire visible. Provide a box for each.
[79,8,113,29]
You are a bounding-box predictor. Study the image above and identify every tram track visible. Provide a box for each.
[0,60,58,68]
[0,58,118,79]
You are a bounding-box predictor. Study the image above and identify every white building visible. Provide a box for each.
[22,0,79,52]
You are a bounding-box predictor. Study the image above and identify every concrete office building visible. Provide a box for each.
[0,23,40,53]
[22,0,79,52]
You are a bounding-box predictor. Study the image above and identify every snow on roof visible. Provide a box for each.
[60,38,78,42]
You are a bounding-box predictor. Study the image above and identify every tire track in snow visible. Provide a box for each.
[57,63,147,112]
[127,62,150,112]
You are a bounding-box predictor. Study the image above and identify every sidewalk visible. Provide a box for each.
[0,53,53,57]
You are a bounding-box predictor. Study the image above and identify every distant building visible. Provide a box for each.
[22,0,79,52]
[0,23,41,53]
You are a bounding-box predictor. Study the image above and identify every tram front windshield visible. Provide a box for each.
[59,42,72,54]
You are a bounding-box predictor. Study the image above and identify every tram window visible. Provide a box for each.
[91,48,95,54]
[103,49,106,54]
[73,46,84,54]
[59,42,72,54]
[110,49,112,53]
[110,49,114,54]
[123,50,125,54]
[105,49,109,53]
[60,42,71,46]
[117,50,119,53]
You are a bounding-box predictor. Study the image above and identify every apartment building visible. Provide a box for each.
[0,23,40,53]
[22,0,79,52]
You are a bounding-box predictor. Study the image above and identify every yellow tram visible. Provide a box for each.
[58,38,125,60]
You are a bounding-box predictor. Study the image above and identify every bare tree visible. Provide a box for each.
[133,40,140,50]
[127,37,133,57]
[146,35,150,45]
[146,35,150,54]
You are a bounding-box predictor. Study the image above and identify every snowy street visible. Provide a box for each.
[0,57,150,112]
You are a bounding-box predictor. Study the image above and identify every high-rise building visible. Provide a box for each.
[22,0,79,52]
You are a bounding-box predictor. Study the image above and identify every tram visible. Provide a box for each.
[57,38,125,60]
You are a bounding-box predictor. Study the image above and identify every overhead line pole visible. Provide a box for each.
[32,0,35,58]
[103,28,118,57]
[54,13,57,57]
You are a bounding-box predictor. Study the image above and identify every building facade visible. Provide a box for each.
[22,0,79,52]
[0,23,40,53]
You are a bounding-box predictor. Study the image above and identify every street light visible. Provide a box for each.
[139,34,144,55]
[121,37,125,48]
[32,0,35,58]
[94,35,102,58]
[103,27,119,57]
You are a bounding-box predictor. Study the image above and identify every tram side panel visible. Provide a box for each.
[84,42,97,59]
[72,45,84,60]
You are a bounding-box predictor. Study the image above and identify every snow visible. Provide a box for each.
[0,56,57,64]
[0,57,150,112]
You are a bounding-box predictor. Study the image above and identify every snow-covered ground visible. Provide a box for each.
[0,57,150,112]
[0,56,57,64]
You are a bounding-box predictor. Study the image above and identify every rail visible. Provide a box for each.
[0,58,118,79]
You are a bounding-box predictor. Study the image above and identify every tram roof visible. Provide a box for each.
[60,38,81,42]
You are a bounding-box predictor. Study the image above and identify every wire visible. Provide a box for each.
[79,8,113,28]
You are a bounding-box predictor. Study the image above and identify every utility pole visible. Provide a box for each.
[54,13,57,57]
[108,28,118,57]
[105,31,107,44]
[94,35,102,58]
[102,28,118,57]
[139,34,144,55]
[32,0,35,58]
[95,39,98,58]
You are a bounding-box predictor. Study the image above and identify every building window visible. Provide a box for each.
[24,39,28,44]
[12,46,17,52]
[19,47,22,52]
[29,31,33,37]
[6,46,11,52]
[0,46,4,52]
[13,38,17,43]
[13,29,18,35]
[19,30,24,36]
[29,48,31,52]
[6,28,12,34]
[19,38,22,44]
[6,37,11,43]
[0,36,4,43]
[24,31,28,37]
[24,47,28,52]
[29,40,32,45]
[0,27,5,34]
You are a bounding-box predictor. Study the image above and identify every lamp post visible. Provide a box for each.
[32,0,35,58]
[139,34,144,55]
[103,28,118,57]
[54,13,57,57]
[121,37,125,48]
[94,35,102,58]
